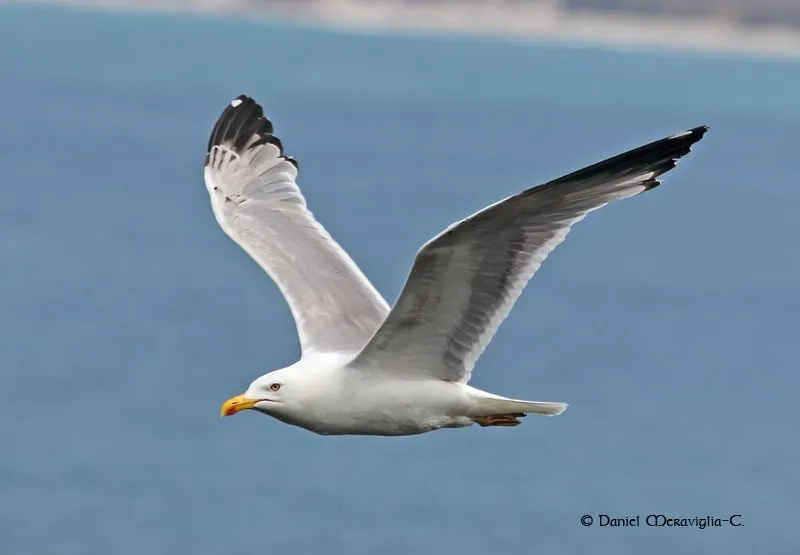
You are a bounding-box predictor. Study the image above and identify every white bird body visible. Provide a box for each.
[255,362,474,436]
[242,353,559,436]
[206,95,708,437]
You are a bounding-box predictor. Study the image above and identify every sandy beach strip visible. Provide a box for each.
[15,0,800,59]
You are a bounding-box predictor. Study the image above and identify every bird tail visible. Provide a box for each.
[488,398,568,416]
[470,390,568,426]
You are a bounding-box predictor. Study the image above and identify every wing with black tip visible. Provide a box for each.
[203,96,390,357]
[351,126,709,382]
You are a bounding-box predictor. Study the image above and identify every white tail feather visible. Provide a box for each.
[474,393,569,417]
[510,400,568,416]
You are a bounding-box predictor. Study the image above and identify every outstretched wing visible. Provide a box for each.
[350,126,708,382]
[203,96,389,357]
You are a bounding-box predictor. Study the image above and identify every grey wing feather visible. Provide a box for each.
[350,126,709,382]
[203,96,390,357]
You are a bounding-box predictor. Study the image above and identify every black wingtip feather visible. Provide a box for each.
[546,124,709,191]
[206,94,298,169]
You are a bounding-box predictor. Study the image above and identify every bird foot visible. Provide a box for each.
[473,413,526,427]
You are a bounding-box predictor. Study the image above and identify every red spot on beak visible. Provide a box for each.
[221,394,253,417]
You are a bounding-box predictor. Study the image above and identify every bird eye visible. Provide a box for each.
[269,383,281,392]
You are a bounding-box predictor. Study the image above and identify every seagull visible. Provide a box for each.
[207,95,707,436]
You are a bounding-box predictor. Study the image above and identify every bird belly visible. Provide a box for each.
[280,379,473,436]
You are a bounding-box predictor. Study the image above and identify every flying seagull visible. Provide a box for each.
[207,95,707,436]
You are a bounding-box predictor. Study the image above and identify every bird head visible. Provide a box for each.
[220,370,293,417]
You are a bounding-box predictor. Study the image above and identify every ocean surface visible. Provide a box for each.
[1,4,798,554]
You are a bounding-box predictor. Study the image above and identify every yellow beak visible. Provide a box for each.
[220,393,258,417]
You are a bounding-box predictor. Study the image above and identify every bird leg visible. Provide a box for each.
[473,413,526,427]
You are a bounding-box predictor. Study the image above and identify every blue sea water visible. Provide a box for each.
[1,4,798,554]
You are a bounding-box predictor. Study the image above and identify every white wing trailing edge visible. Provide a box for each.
[350,126,709,383]
[203,95,390,357]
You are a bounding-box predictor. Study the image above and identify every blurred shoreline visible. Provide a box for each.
[20,0,800,58]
